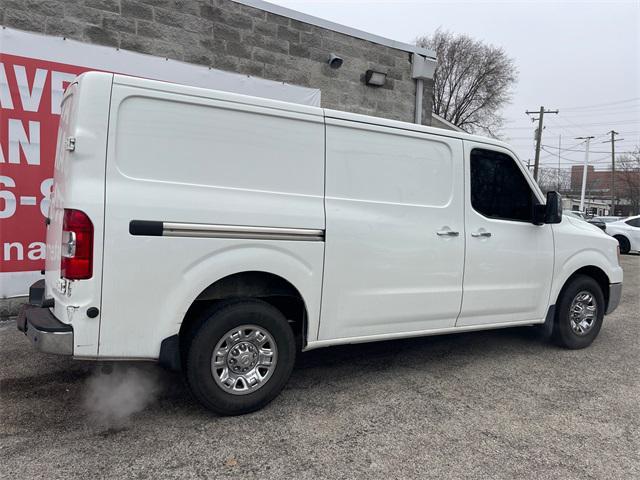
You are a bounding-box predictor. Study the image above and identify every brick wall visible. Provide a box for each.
[0,0,433,125]
[571,165,640,199]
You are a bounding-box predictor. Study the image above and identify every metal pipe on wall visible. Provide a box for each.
[414,78,424,124]
[411,54,435,125]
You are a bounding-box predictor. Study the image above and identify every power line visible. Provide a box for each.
[548,114,587,138]
[609,138,639,143]
[539,161,616,168]
[612,130,640,135]
[502,125,562,130]
[541,162,612,166]
[537,138,587,163]
[541,147,610,163]
[610,136,640,141]
[556,118,639,128]
[501,118,640,130]
[559,107,640,118]
[540,144,636,154]
[558,97,640,111]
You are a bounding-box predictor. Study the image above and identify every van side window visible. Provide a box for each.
[470,148,533,222]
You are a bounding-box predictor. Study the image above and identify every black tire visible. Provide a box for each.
[614,235,631,254]
[552,275,605,349]
[185,299,296,416]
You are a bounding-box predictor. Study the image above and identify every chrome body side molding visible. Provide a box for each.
[130,220,324,242]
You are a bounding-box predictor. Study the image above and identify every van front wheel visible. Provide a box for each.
[185,299,296,415]
[553,275,605,349]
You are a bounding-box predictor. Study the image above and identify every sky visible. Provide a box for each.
[270,0,640,172]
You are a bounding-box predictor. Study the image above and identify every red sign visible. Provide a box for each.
[0,53,89,273]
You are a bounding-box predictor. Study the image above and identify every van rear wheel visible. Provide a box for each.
[552,275,604,349]
[185,299,296,415]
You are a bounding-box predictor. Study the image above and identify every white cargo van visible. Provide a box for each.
[19,72,623,415]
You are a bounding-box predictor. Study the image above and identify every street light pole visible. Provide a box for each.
[557,134,561,191]
[577,136,595,212]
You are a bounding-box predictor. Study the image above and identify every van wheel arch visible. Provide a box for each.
[556,266,610,316]
[168,272,308,371]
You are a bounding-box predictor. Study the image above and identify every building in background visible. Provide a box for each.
[569,165,640,216]
[0,0,437,125]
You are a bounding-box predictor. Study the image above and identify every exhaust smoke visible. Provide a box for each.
[83,364,161,431]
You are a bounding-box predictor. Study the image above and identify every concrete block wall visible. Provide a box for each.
[0,0,433,125]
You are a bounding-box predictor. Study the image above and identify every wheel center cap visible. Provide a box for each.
[228,341,258,372]
[239,353,252,366]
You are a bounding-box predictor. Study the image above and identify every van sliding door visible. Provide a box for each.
[319,119,465,341]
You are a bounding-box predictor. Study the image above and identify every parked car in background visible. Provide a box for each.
[605,215,640,254]
[593,216,626,224]
[587,218,607,231]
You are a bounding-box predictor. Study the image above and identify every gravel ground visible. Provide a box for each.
[1,255,638,480]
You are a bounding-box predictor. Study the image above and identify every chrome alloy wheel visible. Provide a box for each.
[211,325,278,395]
[569,291,598,336]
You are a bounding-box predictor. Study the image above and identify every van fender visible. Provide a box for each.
[549,248,614,308]
[155,242,324,347]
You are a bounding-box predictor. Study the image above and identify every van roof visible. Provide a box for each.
[323,108,514,151]
[83,71,516,156]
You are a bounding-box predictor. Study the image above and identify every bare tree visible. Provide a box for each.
[558,169,572,193]
[416,29,518,137]
[537,167,571,193]
[617,147,640,214]
[537,167,558,194]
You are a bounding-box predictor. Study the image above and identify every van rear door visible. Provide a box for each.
[44,83,77,286]
[44,72,112,358]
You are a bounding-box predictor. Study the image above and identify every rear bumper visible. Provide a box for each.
[18,305,74,355]
[606,283,622,315]
[17,280,73,356]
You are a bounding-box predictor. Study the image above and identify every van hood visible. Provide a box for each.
[554,214,621,286]
[563,215,609,236]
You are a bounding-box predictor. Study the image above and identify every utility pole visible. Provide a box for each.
[602,131,623,215]
[526,106,558,181]
[557,134,561,191]
[576,136,595,212]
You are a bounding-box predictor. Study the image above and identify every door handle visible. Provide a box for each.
[471,231,492,238]
[437,230,460,237]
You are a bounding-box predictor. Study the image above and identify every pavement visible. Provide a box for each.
[1,255,638,480]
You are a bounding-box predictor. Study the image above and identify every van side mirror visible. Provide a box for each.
[545,191,562,224]
[533,191,562,225]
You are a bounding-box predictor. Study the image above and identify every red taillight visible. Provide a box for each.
[61,209,94,280]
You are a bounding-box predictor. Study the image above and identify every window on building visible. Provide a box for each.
[470,148,533,222]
